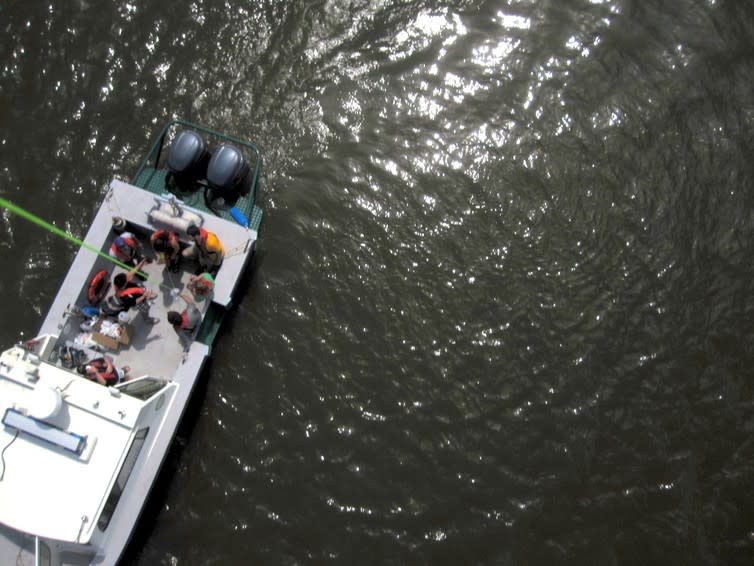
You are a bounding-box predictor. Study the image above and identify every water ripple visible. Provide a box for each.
[2,0,754,564]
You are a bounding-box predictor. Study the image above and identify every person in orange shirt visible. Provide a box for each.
[182,224,224,274]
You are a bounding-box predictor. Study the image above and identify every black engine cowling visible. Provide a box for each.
[206,143,251,198]
[166,130,209,191]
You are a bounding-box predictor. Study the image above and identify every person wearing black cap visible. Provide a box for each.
[182,224,224,274]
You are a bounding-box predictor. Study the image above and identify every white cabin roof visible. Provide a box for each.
[0,346,142,543]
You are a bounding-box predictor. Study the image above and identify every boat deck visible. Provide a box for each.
[39,179,257,383]
[88,260,207,381]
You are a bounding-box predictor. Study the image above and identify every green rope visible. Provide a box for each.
[0,196,162,287]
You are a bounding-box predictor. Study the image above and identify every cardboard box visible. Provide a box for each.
[91,320,130,350]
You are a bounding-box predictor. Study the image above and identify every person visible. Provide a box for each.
[167,293,202,337]
[77,356,129,386]
[150,228,181,272]
[187,272,214,301]
[109,229,144,267]
[111,258,158,322]
[182,224,224,274]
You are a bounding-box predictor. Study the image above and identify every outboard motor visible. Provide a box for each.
[166,130,210,191]
[206,143,251,199]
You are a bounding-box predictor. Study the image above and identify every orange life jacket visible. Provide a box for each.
[116,286,144,299]
[87,358,117,385]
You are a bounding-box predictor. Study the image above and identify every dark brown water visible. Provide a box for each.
[2,1,754,564]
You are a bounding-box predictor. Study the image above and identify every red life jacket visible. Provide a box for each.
[116,286,145,302]
[90,358,108,372]
[151,229,179,249]
[178,306,202,331]
[116,286,144,298]
[110,235,137,261]
[88,358,117,385]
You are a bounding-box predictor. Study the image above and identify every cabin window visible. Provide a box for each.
[117,377,167,400]
[97,427,149,531]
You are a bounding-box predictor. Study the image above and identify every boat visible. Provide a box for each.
[0,120,263,565]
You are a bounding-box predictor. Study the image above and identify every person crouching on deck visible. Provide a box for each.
[187,272,214,302]
[77,356,130,386]
[109,228,145,268]
[111,258,158,323]
[182,224,224,275]
[167,293,201,335]
[167,293,202,349]
[150,228,182,272]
